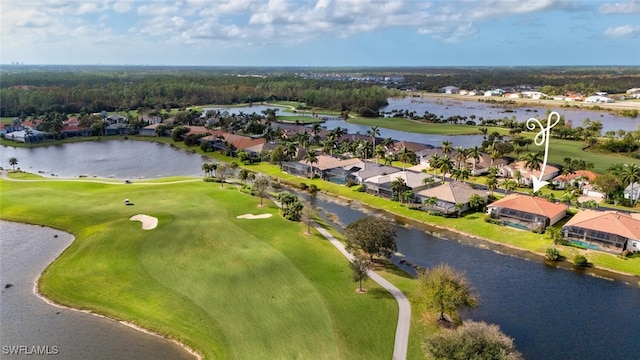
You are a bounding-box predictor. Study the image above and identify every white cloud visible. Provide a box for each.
[599,0,640,14]
[604,24,640,38]
[113,0,134,13]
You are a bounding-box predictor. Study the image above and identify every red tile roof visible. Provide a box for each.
[564,210,640,240]
[488,193,567,218]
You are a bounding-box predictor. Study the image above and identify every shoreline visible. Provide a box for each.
[414,91,640,112]
[5,219,204,360]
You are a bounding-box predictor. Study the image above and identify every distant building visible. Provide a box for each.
[584,95,614,103]
[439,86,460,94]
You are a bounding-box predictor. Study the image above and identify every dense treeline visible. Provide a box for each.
[0,71,401,117]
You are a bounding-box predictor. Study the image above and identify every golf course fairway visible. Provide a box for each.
[0,177,401,359]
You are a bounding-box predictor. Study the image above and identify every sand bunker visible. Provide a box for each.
[129,214,158,230]
[236,214,273,219]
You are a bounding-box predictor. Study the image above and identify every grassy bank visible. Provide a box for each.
[346,116,509,136]
[1,176,430,359]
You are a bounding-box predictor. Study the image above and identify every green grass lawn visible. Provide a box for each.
[275,115,325,124]
[0,177,417,359]
[346,117,509,136]
[543,138,640,173]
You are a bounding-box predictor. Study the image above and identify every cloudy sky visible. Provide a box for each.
[1,0,639,66]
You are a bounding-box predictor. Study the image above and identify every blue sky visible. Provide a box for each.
[1,0,639,66]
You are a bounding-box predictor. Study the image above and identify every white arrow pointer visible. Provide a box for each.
[526,111,561,192]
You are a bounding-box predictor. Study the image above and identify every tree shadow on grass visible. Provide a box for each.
[366,287,395,300]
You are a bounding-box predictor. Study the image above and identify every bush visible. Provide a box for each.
[424,320,522,360]
[573,254,589,268]
[356,184,367,192]
[545,248,561,261]
[484,215,504,225]
[344,178,358,187]
[299,182,308,190]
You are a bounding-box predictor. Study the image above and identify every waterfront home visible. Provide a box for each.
[584,95,614,103]
[521,91,547,100]
[61,117,91,138]
[352,163,400,183]
[139,123,164,136]
[500,161,559,187]
[416,182,487,215]
[484,89,505,97]
[387,141,431,156]
[364,170,432,198]
[551,170,598,190]
[439,86,460,94]
[465,152,508,175]
[313,155,364,184]
[200,131,265,157]
[5,127,49,143]
[487,194,568,231]
[562,209,640,252]
[281,161,313,178]
[105,122,130,136]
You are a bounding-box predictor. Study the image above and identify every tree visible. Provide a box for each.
[467,146,481,175]
[350,250,371,293]
[620,163,640,205]
[344,216,397,261]
[301,202,315,234]
[397,146,415,171]
[454,203,464,217]
[429,153,442,177]
[253,177,269,206]
[424,320,522,360]
[237,150,250,164]
[375,144,385,164]
[415,263,479,324]
[438,156,455,183]
[523,151,543,172]
[546,247,561,261]
[270,145,286,164]
[468,194,485,212]
[304,149,319,177]
[424,196,439,212]
[367,125,380,150]
[390,176,407,202]
[9,157,18,171]
[238,168,248,184]
[441,140,453,157]
[560,190,580,208]
[217,164,228,187]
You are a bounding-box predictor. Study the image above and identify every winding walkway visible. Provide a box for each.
[312,223,410,360]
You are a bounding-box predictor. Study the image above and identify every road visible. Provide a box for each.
[312,224,410,360]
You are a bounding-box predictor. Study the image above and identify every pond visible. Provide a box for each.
[2,140,640,360]
[0,221,193,360]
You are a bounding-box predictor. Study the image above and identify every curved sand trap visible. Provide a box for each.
[236,214,273,219]
[129,214,158,230]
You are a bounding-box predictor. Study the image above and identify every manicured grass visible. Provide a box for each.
[1,178,405,359]
[275,115,325,124]
[346,117,509,136]
[543,138,640,173]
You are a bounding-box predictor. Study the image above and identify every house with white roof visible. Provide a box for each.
[584,95,614,103]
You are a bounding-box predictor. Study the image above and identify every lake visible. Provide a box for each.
[0,221,193,360]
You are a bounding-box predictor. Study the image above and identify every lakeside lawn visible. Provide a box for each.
[345,117,509,136]
[0,176,429,359]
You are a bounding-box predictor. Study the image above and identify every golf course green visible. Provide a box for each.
[0,176,408,359]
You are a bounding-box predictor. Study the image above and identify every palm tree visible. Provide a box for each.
[454,203,464,217]
[382,137,394,150]
[375,145,385,164]
[422,176,435,186]
[322,135,337,157]
[467,146,481,175]
[524,152,544,172]
[397,147,414,171]
[423,196,438,212]
[502,179,517,192]
[9,157,18,171]
[304,149,319,178]
[452,168,470,182]
[367,126,380,150]
[454,146,468,169]
[485,175,498,195]
[513,170,523,187]
[468,194,485,212]
[390,176,407,202]
[284,140,298,160]
[620,163,640,205]
[384,154,394,166]
[311,123,322,144]
[560,190,580,208]
[438,156,454,183]
[440,140,453,157]
[429,153,442,177]
[401,189,415,204]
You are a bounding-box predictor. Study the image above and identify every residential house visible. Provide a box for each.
[416,182,488,215]
[500,161,560,187]
[551,170,598,190]
[521,91,547,100]
[487,194,568,231]
[439,86,460,94]
[465,152,508,175]
[581,184,606,199]
[364,170,432,199]
[584,95,614,103]
[352,163,400,183]
[626,88,640,99]
[387,140,430,156]
[281,161,312,178]
[61,117,91,138]
[200,130,265,157]
[105,123,130,136]
[483,89,505,97]
[139,123,165,136]
[562,209,640,252]
[624,182,640,202]
[312,155,364,184]
[5,127,48,143]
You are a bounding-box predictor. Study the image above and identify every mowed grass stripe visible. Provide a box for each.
[0,178,398,359]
